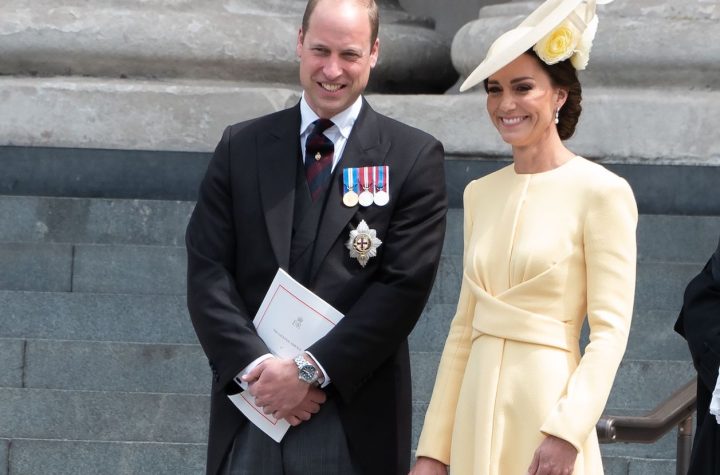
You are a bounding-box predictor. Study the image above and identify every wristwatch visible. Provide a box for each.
[294,354,319,385]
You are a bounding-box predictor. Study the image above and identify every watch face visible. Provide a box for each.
[299,365,316,382]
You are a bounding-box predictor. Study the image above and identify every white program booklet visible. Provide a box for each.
[228,268,344,442]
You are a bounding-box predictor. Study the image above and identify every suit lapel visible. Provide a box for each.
[258,105,301,271]
[309,100,391,281]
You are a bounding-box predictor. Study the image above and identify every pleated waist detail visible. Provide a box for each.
[467,278,576,352]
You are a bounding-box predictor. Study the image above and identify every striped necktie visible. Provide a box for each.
[304,118,335,202]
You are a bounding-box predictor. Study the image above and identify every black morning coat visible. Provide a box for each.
[186,99,448,475]
[675,236,720,474]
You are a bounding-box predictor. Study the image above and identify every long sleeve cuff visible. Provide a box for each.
[233,353,275,390]
[711,373,720,424]
[305,351,331,388]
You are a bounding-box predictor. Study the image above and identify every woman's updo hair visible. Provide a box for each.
[483,49,582,140]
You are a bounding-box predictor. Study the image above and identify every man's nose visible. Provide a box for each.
[323,56,342,79]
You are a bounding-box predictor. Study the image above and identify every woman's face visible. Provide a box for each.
[486,53,566,147]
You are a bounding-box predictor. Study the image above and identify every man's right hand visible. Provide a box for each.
[284,386,327,426]
[408,456,448,475]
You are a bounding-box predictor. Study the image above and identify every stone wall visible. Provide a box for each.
[1,0,718,165]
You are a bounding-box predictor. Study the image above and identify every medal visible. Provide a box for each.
[346,220,382,267]
[373,166,389,206]
[314,152,321,161]
[358,167,374,207]
[342,168,359,207]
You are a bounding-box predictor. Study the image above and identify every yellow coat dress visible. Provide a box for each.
[416,157,637,474]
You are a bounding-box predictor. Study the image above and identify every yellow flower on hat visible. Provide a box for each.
[533,20,581,65]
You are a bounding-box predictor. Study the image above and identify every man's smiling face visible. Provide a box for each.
[296,0,379,119]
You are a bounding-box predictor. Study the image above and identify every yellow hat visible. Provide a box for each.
[459,0,613,92]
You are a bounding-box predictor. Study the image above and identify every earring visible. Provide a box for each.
[554,109,560,125]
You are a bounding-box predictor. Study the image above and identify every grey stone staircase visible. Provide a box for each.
[0,196,206,474]
[0,193,718,474]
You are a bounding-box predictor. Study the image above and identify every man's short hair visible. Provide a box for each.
[301,0,380,46]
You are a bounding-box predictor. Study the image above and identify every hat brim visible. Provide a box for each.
[459,0,585,92]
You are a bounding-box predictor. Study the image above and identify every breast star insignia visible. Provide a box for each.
[346,220,382,267]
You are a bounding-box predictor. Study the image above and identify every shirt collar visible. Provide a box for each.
[299,94,363,139]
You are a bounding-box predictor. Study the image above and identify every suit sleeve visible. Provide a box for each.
[186,126,271,392]
[540,178,638,450]
[307,136,447,403]
[677,258,720,392]
[414,183,477,465]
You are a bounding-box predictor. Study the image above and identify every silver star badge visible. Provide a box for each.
[346,220,382,267]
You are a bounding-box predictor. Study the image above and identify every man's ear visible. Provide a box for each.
[369,38,380,68]
[296,28,304,58]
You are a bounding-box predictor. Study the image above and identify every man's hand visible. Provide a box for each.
[284,386,327,426]
[408,456,447,475]
[526,435,578,475]
[243,357,310,419]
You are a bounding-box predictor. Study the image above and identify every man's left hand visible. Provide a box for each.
[243,358,310,419]
[284,386,327,426]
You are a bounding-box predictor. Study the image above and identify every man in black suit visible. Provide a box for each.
[675,236,720,474]
[185,0,447,473]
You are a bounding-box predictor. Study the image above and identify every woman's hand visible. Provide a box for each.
[408,456,448,475]
[526,435,578,475]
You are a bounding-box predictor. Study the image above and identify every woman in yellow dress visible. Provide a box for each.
[410,1,636,474]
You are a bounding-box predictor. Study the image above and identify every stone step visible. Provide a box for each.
[3,145,719,216]
[603,456,676,475]
[0,239,706,309]
[0,243,72,292]
[0,289,447,347]
[0,388,208,444]
[0,195,193,246]
[637,215,720,264]
[410,352,694,408]
[0,348,688,464]
[2,196,718,261]
[0,241,706,314]
[0,242,186,294]
[0,291,195,343]
[600,429,679,461]
[72,244,187,295]
[1,440,673,475]
[413,304,691,361]
[2,439,205,475]
[0,439,677,475]
[0,339,208,395]
[0,337,693,401]
[614,309,689,361]
[2,77,719,167]
[0,2,453,91]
